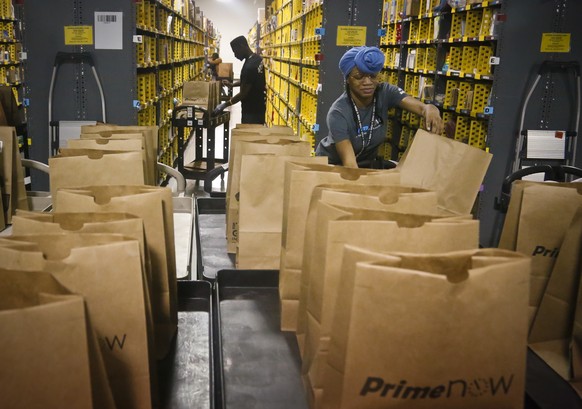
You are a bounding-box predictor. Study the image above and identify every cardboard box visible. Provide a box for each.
[258,8,265,24]
[217,63,233,80]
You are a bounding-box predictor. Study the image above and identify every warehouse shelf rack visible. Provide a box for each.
[20,0,218,190]
[379,0,502,159]
[261,0,384,151]
[135,0,216,181]
[2,1,27,161]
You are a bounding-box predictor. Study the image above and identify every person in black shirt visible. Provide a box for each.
[213,36,266,124]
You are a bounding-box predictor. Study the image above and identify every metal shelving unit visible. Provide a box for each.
[379,0,502,160]
[261,0,384,150]
[479,0,582,246]
[20,0,218,191]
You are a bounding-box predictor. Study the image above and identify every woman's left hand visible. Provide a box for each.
[423,104,444,135]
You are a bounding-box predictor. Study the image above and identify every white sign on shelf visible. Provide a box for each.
[95,12,123,50]
[526,130,566,159]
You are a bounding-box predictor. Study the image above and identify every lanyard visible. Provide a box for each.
[350,96,376,158]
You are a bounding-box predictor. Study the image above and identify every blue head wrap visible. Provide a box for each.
[339,46,385,78]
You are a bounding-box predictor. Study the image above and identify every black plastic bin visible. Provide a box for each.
[212,269,309,409]
[158,280,214,409]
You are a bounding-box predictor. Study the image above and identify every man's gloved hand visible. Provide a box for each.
[212,101,230,116]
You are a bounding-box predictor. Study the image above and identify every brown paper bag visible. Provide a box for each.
[302,245,413,408]
[498,180,582,250]
[570,223,582,396]
[397,129,492,214]
[12,210,152,291]
[322,248,530,409]
[0,126,28,223]
[301,201,479,398]
[49,150,145,203]
[54,185,177,359]
[235,124,294,132]
[295,183,441,339]
[279,163,400,331]
[183,80,220,113]
[227,138,311,253]
[80,125,159,186]
[67,137,147,182]
[0,129,6,226]
[232,125,295,135]
[498,180,534,250]
[67,137,144,151]
[513,184,582,323]
[529,205,582,384]
[227,128,296,196]
[317,185,438,211]
[0,268,116,409]
[226,128,297,205]
[237,155,327,269]
[0,233,153,409]
[0,156,5,230]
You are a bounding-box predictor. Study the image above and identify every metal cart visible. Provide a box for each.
[48,52,107,156]
[511,60,580,174]
[172,106,230,197]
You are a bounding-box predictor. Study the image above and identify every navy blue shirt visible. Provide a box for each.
[240,53,266,124]
[315,82,407,166]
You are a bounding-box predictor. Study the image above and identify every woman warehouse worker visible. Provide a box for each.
[315,46,444,168]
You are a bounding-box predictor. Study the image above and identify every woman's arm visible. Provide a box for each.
[336,138,359,168]
[398,96,444,134]
[208,57,222,65]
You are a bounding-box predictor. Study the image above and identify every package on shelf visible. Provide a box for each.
[217,62,233,80]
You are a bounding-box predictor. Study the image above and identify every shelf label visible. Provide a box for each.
[540,32,571,53]
[336,26,367,46]
[64,25,93,46]
[95,12,123,50]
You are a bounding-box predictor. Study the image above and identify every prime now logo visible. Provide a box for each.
[532,246,559,258]
[360,375,514,399]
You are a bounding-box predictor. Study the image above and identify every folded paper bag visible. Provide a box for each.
[0,268,115,409]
